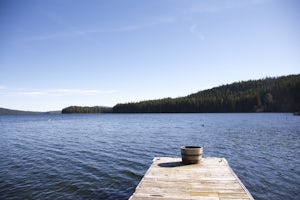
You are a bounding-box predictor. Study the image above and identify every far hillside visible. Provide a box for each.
[113,74,300,113]
[0,107,60,115]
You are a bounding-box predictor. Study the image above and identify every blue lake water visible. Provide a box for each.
[0,113,299,199]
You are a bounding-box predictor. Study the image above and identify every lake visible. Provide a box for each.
[0,113,299,199]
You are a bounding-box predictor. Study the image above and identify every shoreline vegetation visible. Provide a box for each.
[1,74,299,115]
[74,74,300,114]
[61,106,112,114]
[112,74,300,113]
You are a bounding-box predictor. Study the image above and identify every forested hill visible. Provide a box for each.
[62,106,112,114]
[0,108,52,115]
[113,74,300,113]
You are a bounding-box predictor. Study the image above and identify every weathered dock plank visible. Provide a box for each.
[129,157,254,200]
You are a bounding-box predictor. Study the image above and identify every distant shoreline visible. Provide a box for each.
[0,107,296,115]
[0,108,61,115]
[2,74,299,115]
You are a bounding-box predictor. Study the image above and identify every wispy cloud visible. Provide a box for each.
[190,24,205,40]
[20,33,71,42]
[17,91,46,96]
[27,18,175,41]
[0,88,117,97]
[76,25,142,35]
[19,9,176,43]
[17,26,130,42]
[51,89,117,95]
[180,0,272,14]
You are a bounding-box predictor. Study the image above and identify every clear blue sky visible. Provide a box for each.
[0,0,299,111]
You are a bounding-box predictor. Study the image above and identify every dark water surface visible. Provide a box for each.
[0,113,299,199]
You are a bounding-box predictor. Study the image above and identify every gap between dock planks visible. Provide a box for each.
[129,157,254,200]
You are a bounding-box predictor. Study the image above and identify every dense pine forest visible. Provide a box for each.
[112,74,300,113]
[62,106,112,114]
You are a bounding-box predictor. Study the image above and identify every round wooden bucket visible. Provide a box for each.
[181,146,203,164]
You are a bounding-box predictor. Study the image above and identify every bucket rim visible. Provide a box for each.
[181,146,202,149]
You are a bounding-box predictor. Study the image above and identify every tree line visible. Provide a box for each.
[62,106,112,114]
[112,74,300,113]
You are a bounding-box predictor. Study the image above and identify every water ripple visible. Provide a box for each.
[0,113,299,199]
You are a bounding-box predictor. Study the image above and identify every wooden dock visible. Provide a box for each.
[130,157,254,200]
